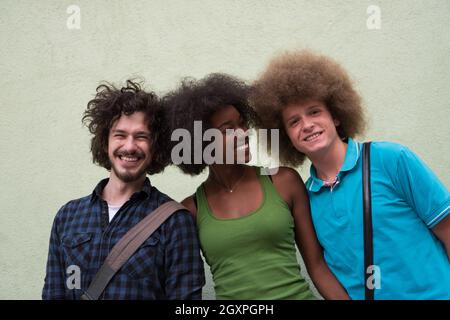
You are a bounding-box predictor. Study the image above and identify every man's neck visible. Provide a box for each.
[102,174,146,205]
[309,138,348,182]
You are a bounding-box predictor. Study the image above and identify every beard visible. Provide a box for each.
[110,150,149,183]
[111,164,147,183]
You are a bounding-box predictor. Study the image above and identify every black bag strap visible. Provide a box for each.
[80,200,186,300]
[362,142,374,300]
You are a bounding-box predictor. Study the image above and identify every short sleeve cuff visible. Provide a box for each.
[427,200,450,229]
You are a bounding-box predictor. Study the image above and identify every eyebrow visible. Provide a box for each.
[218,116,244,129]
[307,104,321,110]
[286,105,322,121]
[112,129,150,136]
[112,129,127,134]
[286,114,299,122]
[217,120,234,129]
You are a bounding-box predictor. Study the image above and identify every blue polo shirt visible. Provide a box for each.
[306,138,450,299]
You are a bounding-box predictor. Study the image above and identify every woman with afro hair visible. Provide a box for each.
[251,50,450,299]
[164,73,350,300]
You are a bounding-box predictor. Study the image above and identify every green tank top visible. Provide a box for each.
[195,167,316,300]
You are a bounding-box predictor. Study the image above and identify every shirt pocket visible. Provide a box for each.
[61,232,93,270]
[121,234,160,279]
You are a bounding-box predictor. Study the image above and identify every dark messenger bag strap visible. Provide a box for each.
[81,200,186,300]
[362,142,374,300]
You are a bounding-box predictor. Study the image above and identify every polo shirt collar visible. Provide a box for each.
[308,138,361,193]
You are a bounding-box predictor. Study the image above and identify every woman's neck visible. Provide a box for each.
[207,164,248,192]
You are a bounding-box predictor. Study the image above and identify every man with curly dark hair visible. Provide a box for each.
[251,50,450,299]
[42,80,205,300]
[164,73,350,300]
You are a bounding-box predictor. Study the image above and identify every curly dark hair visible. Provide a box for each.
[163,73,259,176]
[250,50,366,166]
[82,79,169,175]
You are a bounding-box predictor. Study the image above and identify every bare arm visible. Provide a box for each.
[432,214,450,260]
[272,167,350,300]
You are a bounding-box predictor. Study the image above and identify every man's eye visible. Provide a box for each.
[289,119,299,127]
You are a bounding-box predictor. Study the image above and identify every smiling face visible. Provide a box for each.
[208,105,251,164]
[107,112,152,183]
[282,99,341,158]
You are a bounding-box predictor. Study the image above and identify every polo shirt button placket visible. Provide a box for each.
[330,177,347,219]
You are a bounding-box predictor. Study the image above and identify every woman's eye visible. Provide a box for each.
[222,127,233,135]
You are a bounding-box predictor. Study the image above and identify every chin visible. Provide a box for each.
[244,150,252,163]
[113,167,146,183]
[118,173,141,183]
[292,142,307,154]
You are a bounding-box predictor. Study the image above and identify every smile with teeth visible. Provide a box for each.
[236,144,249,151]
[304,131,323,142]
[118,155,141,162]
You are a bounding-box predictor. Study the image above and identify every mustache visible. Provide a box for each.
[114,150,145,158]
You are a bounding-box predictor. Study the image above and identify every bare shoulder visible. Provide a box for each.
[267,167,306,208]
[181,195,197,218]
[271,166,305,186]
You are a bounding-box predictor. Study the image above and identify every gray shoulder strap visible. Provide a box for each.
[81,200,186,300]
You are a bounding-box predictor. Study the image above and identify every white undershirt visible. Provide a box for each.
[107,204,122,222]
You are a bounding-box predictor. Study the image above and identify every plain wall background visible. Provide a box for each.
[0,0,449,299]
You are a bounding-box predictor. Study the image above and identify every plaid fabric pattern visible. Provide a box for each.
[42,178,205,300]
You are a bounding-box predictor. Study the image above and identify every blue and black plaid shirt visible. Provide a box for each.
[42,178,205,300]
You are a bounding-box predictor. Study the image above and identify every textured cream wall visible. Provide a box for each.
[0,0,448,299]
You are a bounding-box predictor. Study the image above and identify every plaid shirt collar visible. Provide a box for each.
[90,177,153,203]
